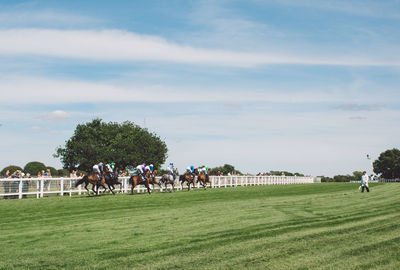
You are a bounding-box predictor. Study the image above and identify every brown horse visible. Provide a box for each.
[195,169,211,189]
[148,169,161,190]
[179,171,196,191]
[129,169,152,195]
[75,172,108,196]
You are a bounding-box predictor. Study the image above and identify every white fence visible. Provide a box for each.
[0,175,316,199]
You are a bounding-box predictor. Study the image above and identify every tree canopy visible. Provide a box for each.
[1,165,23,175]
[373,148,400,179]
[24,161,46,176]
[54,119,168,172]
[209,164,242,175]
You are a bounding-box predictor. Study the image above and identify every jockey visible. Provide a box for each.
[145,164,154,174]
[136,163,146,181]
[199,166,209,175]
[167,162,175,177]
[93,162,104,178]
[106,162,115,173]
[186,165,195,176]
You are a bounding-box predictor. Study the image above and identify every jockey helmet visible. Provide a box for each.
[169,162,173,166]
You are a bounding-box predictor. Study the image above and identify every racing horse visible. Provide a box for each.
[103,167,123,195]
[179,170,196,191]
[159,168,179,192]
[195,168,211,189]
[129,169,152,195]
[148,169,161,190]
[75,172,108,196]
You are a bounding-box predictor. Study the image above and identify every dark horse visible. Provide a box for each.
[129,169,152,195]
[103,167,123,195]
[160,168,179,192]
[75,172,108,196]
[195,168,211,189]
[179,170,196,191]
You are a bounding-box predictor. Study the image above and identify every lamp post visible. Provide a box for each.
[366,154,374,179]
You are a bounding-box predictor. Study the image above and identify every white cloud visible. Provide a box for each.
[30,126,50,132]
[255,0,400,19]
[0,28,399,67]
[0,10,99,27]
[0,76,382,105]
[47,110,70,120]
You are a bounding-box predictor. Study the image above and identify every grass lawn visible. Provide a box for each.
[0,183,399,269]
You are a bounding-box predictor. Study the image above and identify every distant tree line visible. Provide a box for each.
[319,171,364,182]
[209,164,242,176]
[1,161,72,177]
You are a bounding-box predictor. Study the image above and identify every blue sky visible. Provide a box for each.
[0,0,399,176]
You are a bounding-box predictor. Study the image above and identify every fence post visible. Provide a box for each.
[78,182,82,195]
[40,178,44,198]
[69,179,72,197]
[36,179,40,199]
[18,178,23,199]
[61,179,64,196]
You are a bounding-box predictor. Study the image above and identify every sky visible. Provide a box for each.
[0,0,399,176]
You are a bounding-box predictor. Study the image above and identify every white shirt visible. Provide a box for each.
[362,174,369,185]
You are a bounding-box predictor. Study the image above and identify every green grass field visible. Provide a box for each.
[1,183,399,269]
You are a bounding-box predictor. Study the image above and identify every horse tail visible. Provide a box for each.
[75,176,87,187]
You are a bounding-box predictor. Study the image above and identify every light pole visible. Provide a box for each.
[366,154,373,179]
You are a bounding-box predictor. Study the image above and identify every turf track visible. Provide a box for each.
[0,183,399,269]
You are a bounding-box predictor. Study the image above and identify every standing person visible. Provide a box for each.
[361,171,370,193]
[2,170,10,199]
[44,169,52,191]
[22,173,31,198]
[10,170,21,199]
[70,170,77,178]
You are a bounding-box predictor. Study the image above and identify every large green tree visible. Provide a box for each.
[54,119,168,172]
[373,148,400,179]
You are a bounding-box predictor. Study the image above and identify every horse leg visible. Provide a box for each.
[107,183,115,195]
[84,182,91,196]
[93,184,98,196]
[146,180,151,194]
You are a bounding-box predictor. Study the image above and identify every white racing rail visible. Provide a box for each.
[0,175,316,199]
